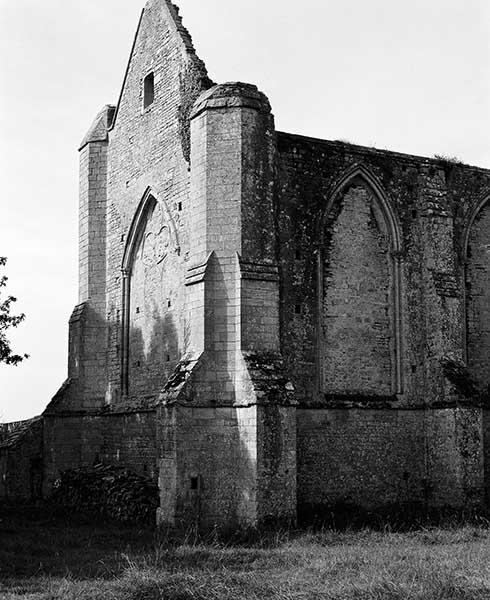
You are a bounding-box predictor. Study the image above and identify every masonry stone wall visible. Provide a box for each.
[484,409,490,504]
[297,409,426,510]
[127,197,182,396]
[321,184,393,395]
[276,134,489,407]
[466,201,490,389]
[158,406,258,529]
[0,419,43,500]
[8,0,489,529]
[154,82,296,529]
[104,0,211,403]
[256,405,297,524]
[43,411,156,496]
[277,133,490,510]
[62,109,112,409]
[425,408,484,508]
[157,404,296,529]
[297,407,484,512]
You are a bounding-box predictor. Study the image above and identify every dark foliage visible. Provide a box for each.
[433,154,465,165]
[51,464,159,524]
[441,357,479,399]
[0,257,28,366]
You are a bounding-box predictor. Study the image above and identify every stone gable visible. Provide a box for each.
[4,0,490,530]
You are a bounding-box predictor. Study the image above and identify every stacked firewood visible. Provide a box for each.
[51,464,159,524]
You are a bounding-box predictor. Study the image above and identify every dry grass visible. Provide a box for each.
[1,510,489,599]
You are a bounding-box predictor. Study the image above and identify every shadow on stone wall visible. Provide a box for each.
[158,401,264,532]
[128,308,181,399]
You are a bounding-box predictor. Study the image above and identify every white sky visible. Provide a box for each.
[0,0,489,422]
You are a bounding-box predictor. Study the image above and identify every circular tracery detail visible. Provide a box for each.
[141,203,171,268]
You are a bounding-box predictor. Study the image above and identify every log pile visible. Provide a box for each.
[51,464,159,524]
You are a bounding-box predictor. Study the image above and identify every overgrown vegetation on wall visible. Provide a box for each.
[51,465,158,524]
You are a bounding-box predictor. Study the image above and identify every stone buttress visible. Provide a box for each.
[157,83,297,529]
[13,0,489,526]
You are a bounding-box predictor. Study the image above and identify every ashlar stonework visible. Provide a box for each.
[2,0,490,529]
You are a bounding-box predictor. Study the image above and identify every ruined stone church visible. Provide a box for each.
[1,0,490,528]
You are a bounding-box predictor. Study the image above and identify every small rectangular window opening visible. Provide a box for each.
[143,72,155,109]
[190,476,199,490]
[295,304,302,315]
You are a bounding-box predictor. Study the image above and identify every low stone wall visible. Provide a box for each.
[483,409,490,505]
[0,418,43,500]
[43,411,157,497]
[297,407,484,514]
[158,404,297,530]
[297,409,426,511]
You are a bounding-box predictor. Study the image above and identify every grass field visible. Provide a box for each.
[1,509,490,599]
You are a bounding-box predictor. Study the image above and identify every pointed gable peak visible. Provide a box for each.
[109,0,211,132]
[158,0,199,55]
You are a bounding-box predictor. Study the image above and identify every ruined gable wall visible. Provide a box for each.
[105,0,211,403]
[42,1,212,495]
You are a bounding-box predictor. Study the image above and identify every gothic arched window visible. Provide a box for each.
[121,189,181,397]
[319,167,403,396]
[464,195,490,389]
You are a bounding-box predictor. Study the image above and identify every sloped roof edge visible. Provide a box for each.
[0,416,42,450]
[79,104,116,151]
[107,8,144,134]
[108,1,209,133]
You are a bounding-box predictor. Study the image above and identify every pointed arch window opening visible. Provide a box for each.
[317,167,404,397]
[120,189,180,397]
[120,193,157,396]
[462,194,490,383]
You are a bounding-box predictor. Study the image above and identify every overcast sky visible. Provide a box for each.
[0,0,489,422]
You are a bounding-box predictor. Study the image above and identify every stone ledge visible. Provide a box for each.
[185,261,208,286]
[159,351,296,408]
[277,131,490,174]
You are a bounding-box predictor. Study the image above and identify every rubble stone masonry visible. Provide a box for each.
[4,0,490,529]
